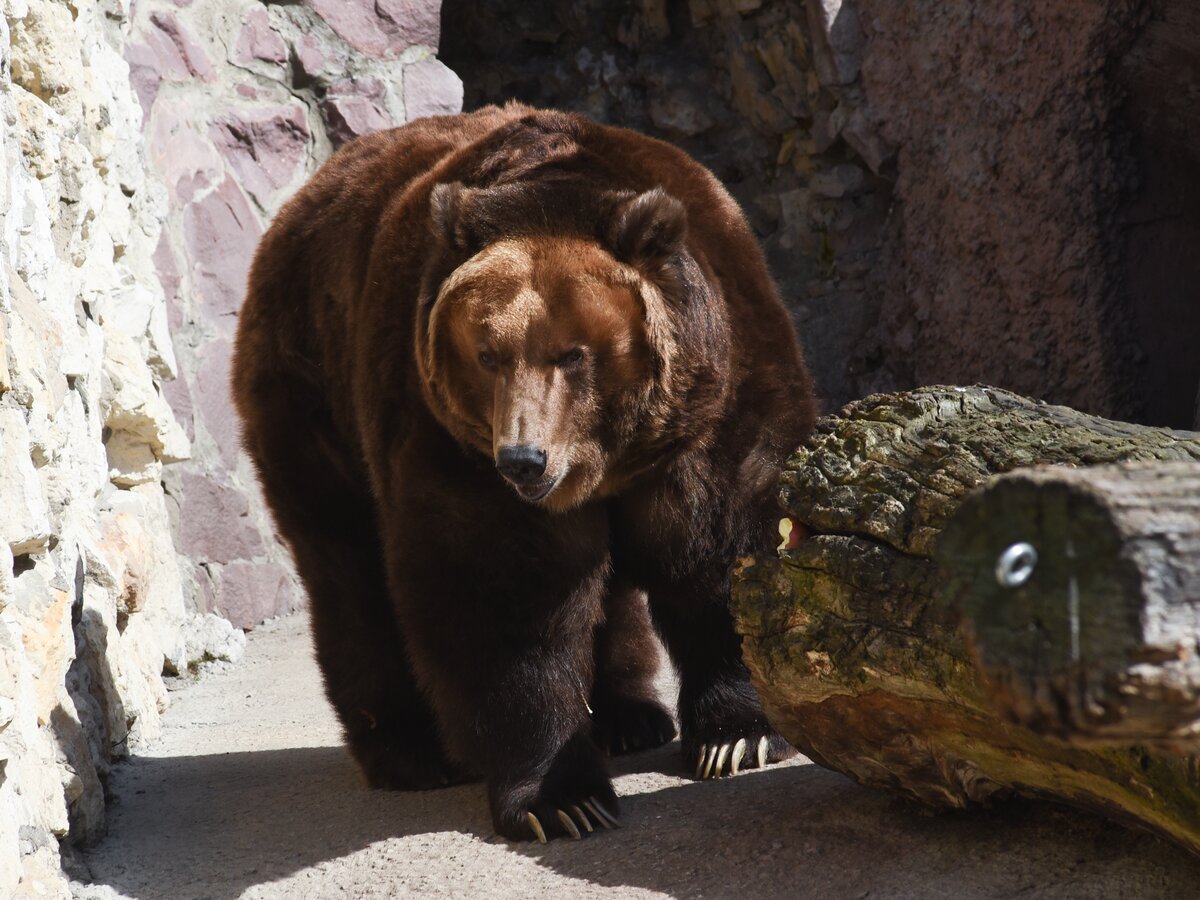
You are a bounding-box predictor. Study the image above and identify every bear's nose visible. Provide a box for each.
[496,445,548,484]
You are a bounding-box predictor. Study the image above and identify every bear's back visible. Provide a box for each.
[236,105,538,411]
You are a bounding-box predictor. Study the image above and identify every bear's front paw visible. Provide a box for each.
[685,731,796,780]
[590,694,677,756]
[517,792,622,844]
[492,734,620,843]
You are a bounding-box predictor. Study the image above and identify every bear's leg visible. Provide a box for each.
[238,379,462,790]
[589,582,676,756]
[383,480,620,842]
[299,533,467,791]
[398,566,619,841]
[650,573,796,779]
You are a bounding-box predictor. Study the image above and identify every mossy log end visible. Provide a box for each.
[730,386,1200,855]
[940,462,1200,750]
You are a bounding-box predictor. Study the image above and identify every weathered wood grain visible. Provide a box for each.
[731,385,1200,854]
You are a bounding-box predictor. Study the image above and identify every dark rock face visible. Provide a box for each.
[440,0,891,414]
[1115,0,1200,430]
[855,0,1146,421]
[442,0,1200,427]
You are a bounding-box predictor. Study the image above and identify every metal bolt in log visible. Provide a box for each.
[939,462,1200,749]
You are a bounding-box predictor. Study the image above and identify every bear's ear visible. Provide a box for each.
[606,188,687,268]
[429,181,476,252]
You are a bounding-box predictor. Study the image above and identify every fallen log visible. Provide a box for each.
[940,462,1200,750]
[730,386,1200,855]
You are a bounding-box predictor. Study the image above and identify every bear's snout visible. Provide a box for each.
[496,444,547,482]
[496,444,557,501]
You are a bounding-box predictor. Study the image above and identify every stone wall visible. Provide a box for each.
[125,0,461,628]
[1,0,458,894]
[443,0,1200,428]
[1,1,244,894]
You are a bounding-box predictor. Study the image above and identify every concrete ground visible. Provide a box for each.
[72,613,1200,899]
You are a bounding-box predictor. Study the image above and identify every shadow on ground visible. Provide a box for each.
[79,745,485,899]
[543,746,1200,898]
[82,740,1200,900]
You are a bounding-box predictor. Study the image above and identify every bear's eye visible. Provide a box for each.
[478,350,497,370]
[557,348,585,368]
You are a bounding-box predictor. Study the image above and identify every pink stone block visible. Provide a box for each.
[181,177,262,330]
[139,26,191,82]
[305,0,439,58]
[320,78,392,147]
[293,32,331,80]
[162,373,194,443]
[194,337,241,468]
[148,11,215,81]
[218,560,301,628]
[153,233,184,330]
[123,41,162,121]
[194,562,217,615]
[403,58,463,121]
[232,5,288,67]
[210,103,310,208]
[148,103,222,205]
[179,471,264,566]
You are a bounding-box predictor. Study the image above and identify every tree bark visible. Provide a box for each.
[730,385,1200,855]
[940,462,1200,750]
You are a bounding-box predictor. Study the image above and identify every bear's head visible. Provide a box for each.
[415,180,728,512]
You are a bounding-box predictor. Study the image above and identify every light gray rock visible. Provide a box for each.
[101,327,190,487]
[0,408,51,555]
[181,614,247,668]
[806,0,864,87]
[0,0,327,891]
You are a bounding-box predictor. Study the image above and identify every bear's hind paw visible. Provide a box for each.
[353,739,471,791]
[689,732,795,780]
[590,695,676,756]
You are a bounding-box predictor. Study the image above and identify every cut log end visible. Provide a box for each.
[939,462,1200,748]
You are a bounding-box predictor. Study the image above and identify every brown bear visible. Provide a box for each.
[232,102,817,842]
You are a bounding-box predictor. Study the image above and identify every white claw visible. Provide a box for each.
[757,735,769,769]
[695,744,708,778]
[557,809,582,840]
[714,743,730,777]
[588,796,621,828]
[570,804,593,833]
[730,738,748,775]
[701,744,719,779]
[527,812,547,844]
[583,800,612,830]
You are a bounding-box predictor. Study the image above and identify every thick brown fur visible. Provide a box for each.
[232,103,817,841]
